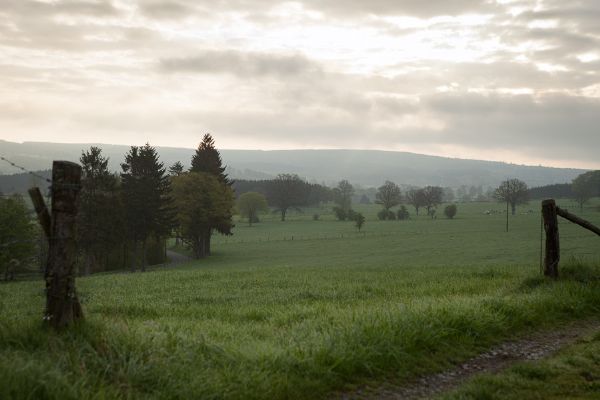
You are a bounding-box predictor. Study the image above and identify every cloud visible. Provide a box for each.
[159,50,322,78]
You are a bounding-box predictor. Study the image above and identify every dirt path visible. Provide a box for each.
[165,249,192,265]
[336,319,600,400]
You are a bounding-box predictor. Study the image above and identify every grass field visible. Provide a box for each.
[1,200,599,399]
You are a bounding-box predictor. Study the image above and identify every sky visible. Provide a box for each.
[0,0,599,169]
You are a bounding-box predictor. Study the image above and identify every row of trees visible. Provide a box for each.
[77,134,234,272]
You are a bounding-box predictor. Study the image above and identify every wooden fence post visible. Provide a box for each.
[541,199,559,278]
[45,161,84,328]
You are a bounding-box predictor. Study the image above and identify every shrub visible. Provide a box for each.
[355,213,365,231]
[377,209,396,220]
[333,207,347,221]
[444,204,457,219]
[313,214,320,221]
[347,209,358,221]
[397,205,410,220]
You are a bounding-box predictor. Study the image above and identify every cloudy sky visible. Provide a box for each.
[1,0,599,168]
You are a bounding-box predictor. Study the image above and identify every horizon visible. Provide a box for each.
[0,138,592,171]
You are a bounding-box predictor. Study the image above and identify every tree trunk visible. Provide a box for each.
[84,253,93,276]
[45,161,84,328]
[141,239,147,272]
[205,230,211,256]
[130,241,137,272]
[511,202,516,215]
[281,209,286,221]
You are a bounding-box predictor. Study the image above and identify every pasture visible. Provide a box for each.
[1,200,599,399]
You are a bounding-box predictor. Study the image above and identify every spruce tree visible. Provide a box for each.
[190,134,230,185]
[188,134,233,255]
[121,143,175,271]
[78,147,123,275]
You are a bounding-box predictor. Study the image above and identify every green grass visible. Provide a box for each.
[1,200,599,399]
[440,328,600,400]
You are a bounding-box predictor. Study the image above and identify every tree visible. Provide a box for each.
[0,195,36,280]
[397,205,410,220]
[422,186,443,217]
[168,161,184,177]
[494,179,528,215]
[172,172,234,259]
[238,192,268,226]
[191,134,230,184]
[354,213,365,231]
[376,181,401,210]
[333,180,354,213]
[121,143,175,271]
[268,174,306,221]
[572,171,600,211]
[406,188,426,215]
[78,147,123,275]
[444,204,457,219]
[190,134,233,254]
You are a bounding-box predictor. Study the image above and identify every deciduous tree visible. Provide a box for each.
[376,181,401,210]
[406,188,426,215]
[422,186,443,217]
[238,192,268,226]
[494,179,528,215]
[172,172,234,259]
[0,195,35,280]
[333,180,354,213]
[268,173,306,221]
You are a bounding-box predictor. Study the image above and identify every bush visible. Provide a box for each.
[397,205,410,220]
[333,207,347,221]
[377,209,396,220]
[313,214,320,221]
[444,204,457,219]
[347,209,358,221]
[355,213,365,231]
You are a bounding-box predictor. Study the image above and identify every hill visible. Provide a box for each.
[0,140,586,188]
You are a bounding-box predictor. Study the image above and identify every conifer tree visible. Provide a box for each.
[121,143,175,271]
[78,147,123,274]
[188,134,233,255]
[190,134,230,185]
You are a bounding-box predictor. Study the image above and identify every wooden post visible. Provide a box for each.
[45,161,84,328]
[28,187,51,239]
[541,199,559,278]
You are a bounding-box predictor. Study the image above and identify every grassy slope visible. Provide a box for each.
[1,201,599,399]
[441,330,600,400]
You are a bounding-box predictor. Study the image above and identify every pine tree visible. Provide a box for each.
[121,143,175,271]
[78,147,123,275]
[168,161,184,177]
[188,134,233,255]
[190,134,230,185]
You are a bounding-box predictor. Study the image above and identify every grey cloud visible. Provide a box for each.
[0,0,119,17]
[159,51,322,78]
[137,1,199,19]
[134,0,499,19]
[423,92,600,161]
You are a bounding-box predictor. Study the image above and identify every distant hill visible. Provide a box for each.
[0,140,586,189]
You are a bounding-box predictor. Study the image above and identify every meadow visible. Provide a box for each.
[0,199,599,399]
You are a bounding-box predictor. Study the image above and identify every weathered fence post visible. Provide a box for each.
[541,199,559,278]
[45,161,84,328]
